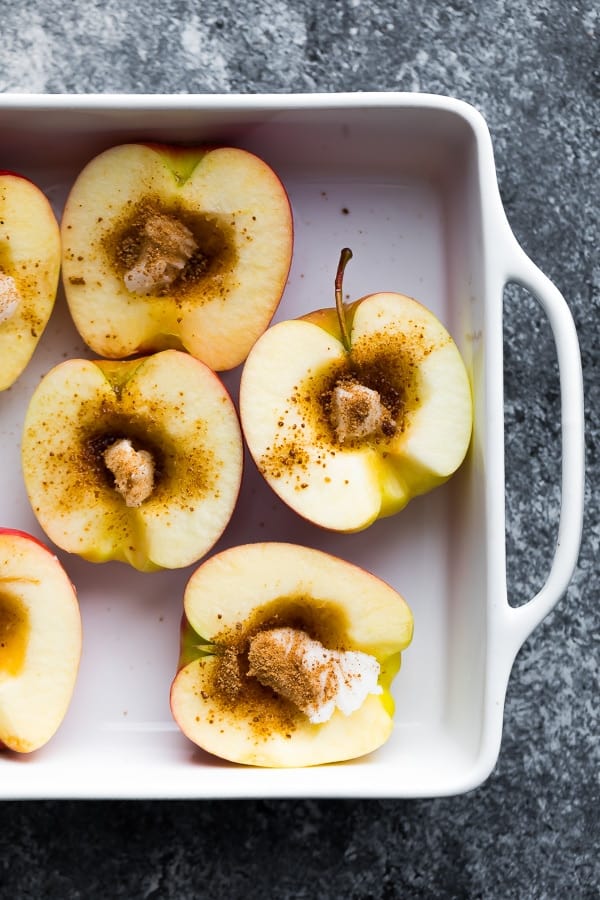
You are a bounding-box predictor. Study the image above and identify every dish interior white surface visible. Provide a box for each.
[0,97,506,798]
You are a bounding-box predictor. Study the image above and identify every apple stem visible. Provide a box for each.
[335,248,353,352]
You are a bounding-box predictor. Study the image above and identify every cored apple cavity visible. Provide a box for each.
[259,329,428,483]
[191,593,354,739]
[82,419,164,501]
[319,334,418,444]
[0,589,29,678]
[75,407,213,516]
[103,197,237,302]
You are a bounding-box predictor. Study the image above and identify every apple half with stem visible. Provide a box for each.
[0,171,61,391]
[240,249,473,532]
[60,143,293,370]
[21,349,243,572]
[170,542,413,768]
[0,528,81,753]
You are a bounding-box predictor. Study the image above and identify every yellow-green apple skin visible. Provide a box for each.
[0,172,61,391]
[0,528,81,753]
[239,291,473,532]
[21,349,243,572]
[60,143,293,370]
[170,542,413,767]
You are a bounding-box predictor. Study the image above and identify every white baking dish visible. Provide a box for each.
[0,93,584,798]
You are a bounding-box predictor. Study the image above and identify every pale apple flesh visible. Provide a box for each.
[0,529,81,753]
[170,542,413,768]
[0,172,61,391]
[61,143,293,370]
[239,292,473,532]
[21,349,243,571]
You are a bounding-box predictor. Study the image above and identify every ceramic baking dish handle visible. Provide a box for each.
[501,236,585,649]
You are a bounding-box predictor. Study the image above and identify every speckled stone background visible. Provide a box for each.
[0,1,597,897]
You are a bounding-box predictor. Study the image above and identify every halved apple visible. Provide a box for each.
[60,143,293,370]
[21,349,243,571]
[239,249,473,532]
[0,171,61,391]
[0,528,81,753]
[170,542,413,767]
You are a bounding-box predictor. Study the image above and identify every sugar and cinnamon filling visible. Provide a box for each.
[329,379,396,443]
[123,212,198,295]
[103,438,155,508]
[0,271,21,323]
[247,626,382,724]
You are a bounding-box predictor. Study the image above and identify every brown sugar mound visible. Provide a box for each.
[247,627,337,719]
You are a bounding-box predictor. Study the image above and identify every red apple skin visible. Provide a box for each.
[0,527,57,555]
[0,527,81,753]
